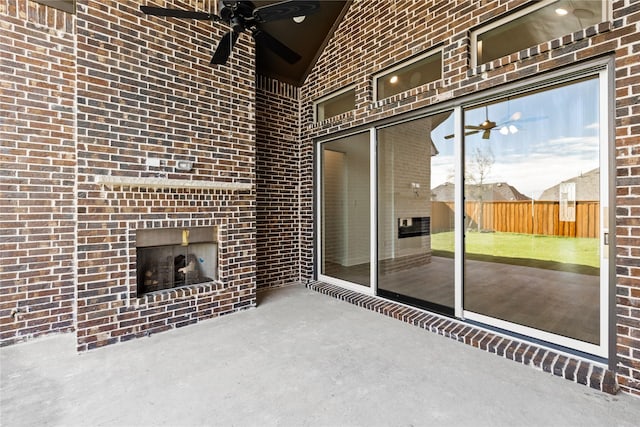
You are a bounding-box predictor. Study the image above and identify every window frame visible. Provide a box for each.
[373,49,443,102]
[313,85,357,123]
[34,0,76,14]
[470,0,609,68]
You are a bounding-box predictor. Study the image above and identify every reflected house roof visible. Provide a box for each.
[431,182,530,202]
[538,168,599,201]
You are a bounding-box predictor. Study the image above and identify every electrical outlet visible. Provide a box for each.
[146,158,161,167]
[176,160,193,171]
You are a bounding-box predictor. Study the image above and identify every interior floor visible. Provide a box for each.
[325,256,599,344]
[324,261,372,287]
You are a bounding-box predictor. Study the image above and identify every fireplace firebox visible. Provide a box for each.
[136,227,218,296]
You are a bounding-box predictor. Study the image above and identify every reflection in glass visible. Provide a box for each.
[463,77,600,344]
[376,52,442,100]
[321,132,370,286]
[475,0,604,65]
[377,112,455,312]
[316,88,356,122]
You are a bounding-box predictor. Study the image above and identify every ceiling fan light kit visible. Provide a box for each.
[444,103,532,140]
[140,1,320,66]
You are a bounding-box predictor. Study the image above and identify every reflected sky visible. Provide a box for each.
[430,77,600,199]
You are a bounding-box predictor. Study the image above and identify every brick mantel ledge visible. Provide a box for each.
[95,175,252,191]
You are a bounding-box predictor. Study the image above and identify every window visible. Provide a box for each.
[472,0,607,67]
[34,0,76,14]
[314,86,356,122]
[375,51,442,101]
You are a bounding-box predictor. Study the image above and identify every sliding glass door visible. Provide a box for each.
[376,112,456,313]
[319,132,371,288]
[462,76,606,351]
[317,64,610,357]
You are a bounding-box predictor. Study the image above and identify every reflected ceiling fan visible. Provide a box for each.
[140,1,319,65]
[444,106,525,140]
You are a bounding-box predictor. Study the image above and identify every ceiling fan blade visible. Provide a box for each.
[445,129,481,139]
[253,0,320,23]
[252,29,301,64]
[211,31,240,65]
[140,6,216,20]
[465,125,484,130]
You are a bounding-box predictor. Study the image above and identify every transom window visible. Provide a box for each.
[314,86,356,122]
[472,0,607,67]
[374,51,442,101]
[34,0,76,14]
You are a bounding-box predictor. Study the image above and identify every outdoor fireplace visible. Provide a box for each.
[136,227,218,297]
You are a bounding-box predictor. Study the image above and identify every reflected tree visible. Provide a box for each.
[466,146,494,232]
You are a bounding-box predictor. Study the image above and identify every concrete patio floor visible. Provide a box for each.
[1,285,639,427]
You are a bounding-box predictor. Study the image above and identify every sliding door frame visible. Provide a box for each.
[459,62,613,359]
[314,56,614,361]
[316,128,378,296]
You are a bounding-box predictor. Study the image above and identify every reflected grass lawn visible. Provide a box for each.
[431,231,600,269]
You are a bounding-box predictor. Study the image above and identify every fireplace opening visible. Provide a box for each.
[136,227,217,296]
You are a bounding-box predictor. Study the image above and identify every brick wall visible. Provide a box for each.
[255,75,300,289]
[1,0,258,350]
[613,0,640,397]
[299,0,640,396]
[1,0,76,345]
[74,0,256,351]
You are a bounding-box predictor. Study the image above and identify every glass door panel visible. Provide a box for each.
[377,112,456,313]
[463,77,601,344]
[320,132,371,287]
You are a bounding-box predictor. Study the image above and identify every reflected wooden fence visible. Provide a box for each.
[431,201,600,238]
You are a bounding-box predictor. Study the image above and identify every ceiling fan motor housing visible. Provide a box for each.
[141,1,319,66]
[221,1,257,33]
[230,16,245,33]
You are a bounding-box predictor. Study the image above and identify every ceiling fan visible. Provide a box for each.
[444,106,524,140]
[140,1,319,65]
